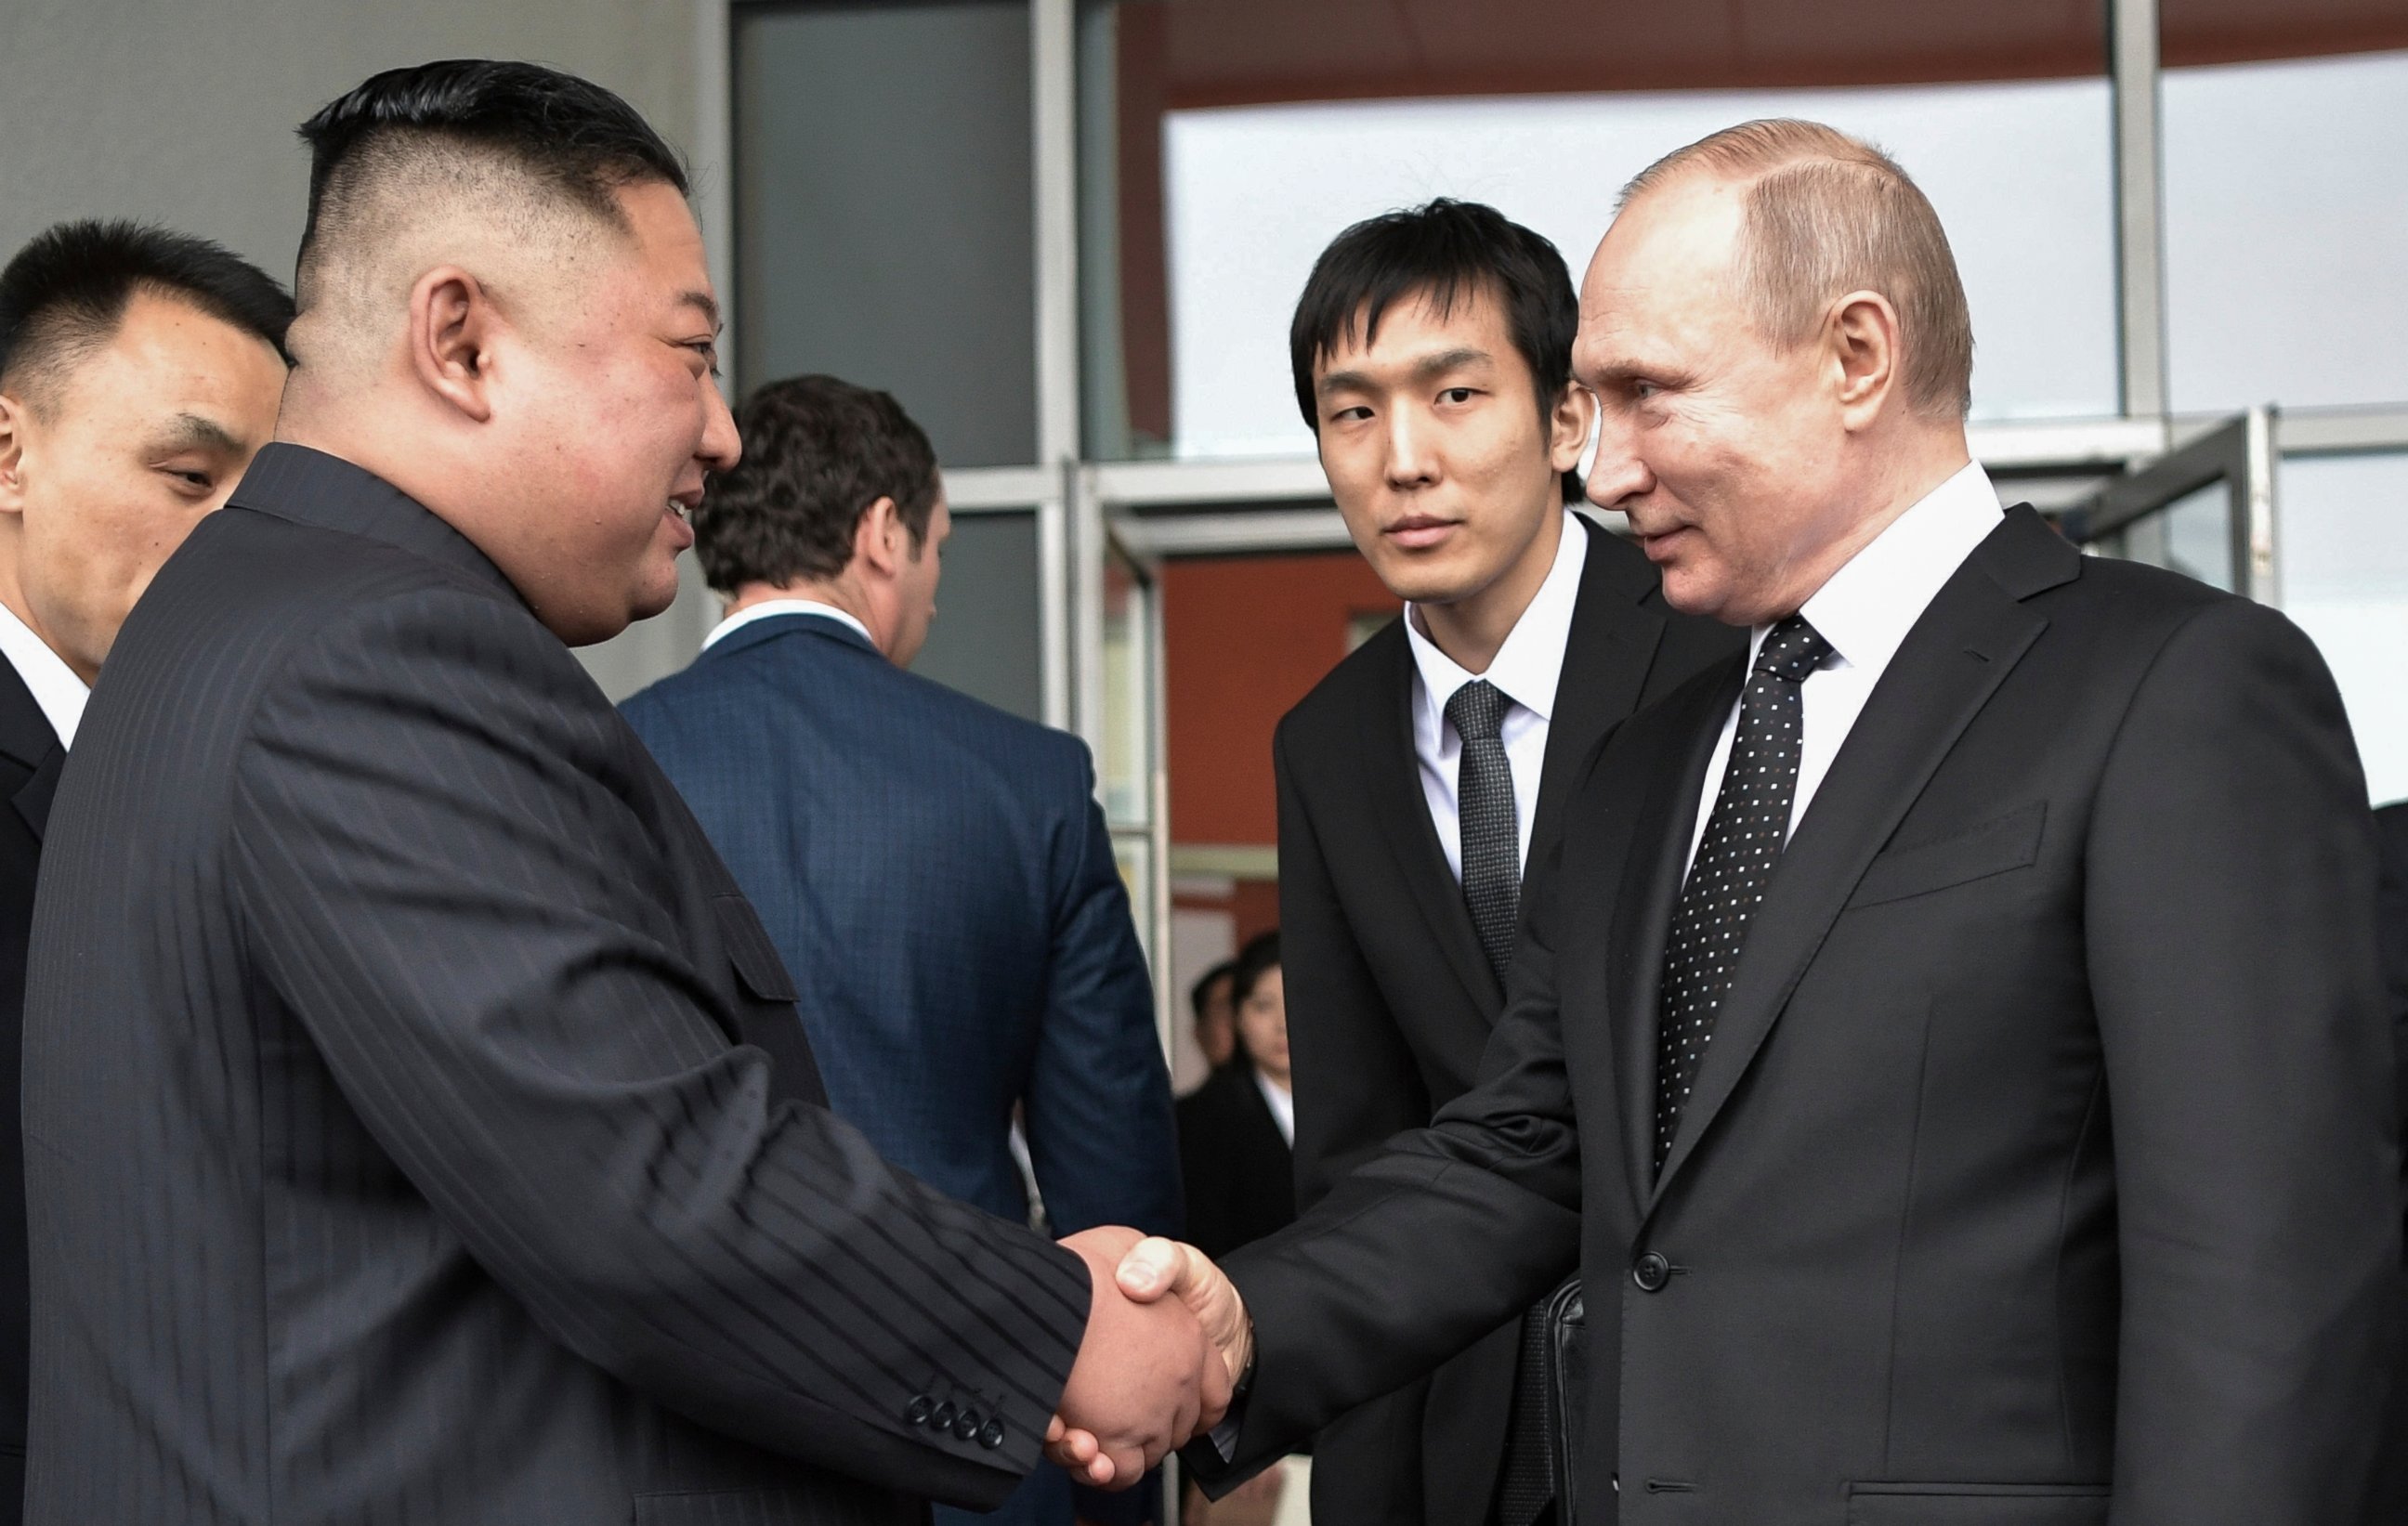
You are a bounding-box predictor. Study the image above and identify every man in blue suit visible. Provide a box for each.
[623,374,1183,1525]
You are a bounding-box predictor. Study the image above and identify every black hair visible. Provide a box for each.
[0,220,292,409]
[1289,198,1583,504]
[296,59,689,272]
[693,374,941,594]
[1188,959,1237,1022]
[1229,930,1281,1015]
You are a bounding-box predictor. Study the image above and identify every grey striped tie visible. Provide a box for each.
[1446,678,1520,985]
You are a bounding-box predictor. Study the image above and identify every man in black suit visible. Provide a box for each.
[20,61,1222,1525]
[0,220,292,1525]
[1272,200,1737,1526]
[1076,118,2401,1523]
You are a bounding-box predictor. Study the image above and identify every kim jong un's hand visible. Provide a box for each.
[1043,1227,1234,1488]
[1043,1234,1251,1484]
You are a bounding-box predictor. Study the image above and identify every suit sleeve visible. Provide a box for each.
[2085,598,2401,1522]
[1018,748,1184,1239]
[225,586,1092,1511]
[1276,720,1433,1208]
[1185,841,1585,1487]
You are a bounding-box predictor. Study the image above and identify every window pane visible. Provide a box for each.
[1080,2,2114,463]
[913,512,1044,722]
[737,1,1036,466]
[2278,451,2408,804]
[1101,549,1153,828]
[2164,46,2408,414]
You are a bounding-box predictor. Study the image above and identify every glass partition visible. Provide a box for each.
[2277,450,2408,804]
[913,510,1047,722]
[2163,46,2408,414]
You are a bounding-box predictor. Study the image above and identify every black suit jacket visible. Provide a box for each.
[20,446,1093,1525]
[0,656,60,1526]
[2379,804,2408,1177]
[1176,1063,1295,1259]
[1273,520,1740,1525]
[2376,802,2408,1524]
[1198,507,2401,1524]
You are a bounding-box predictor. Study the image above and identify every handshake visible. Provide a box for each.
[1043,1227,1257,1488]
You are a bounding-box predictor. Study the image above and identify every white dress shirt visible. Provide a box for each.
[702,597,875,652]
[0,599,88,749]
[1253,1070,1296,1147]
[1406,511,1590,880]
[1684,461,2005,874]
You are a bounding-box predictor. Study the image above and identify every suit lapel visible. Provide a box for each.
[1606,663,1743,1212]
[15,743,62,842]
[1649,513,2071,1201]
[1357,624,1502,1015]
[1528,531,1665,864]
[0,653,63,841]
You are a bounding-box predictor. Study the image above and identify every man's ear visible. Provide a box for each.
[1827,289,1904,431]
[406,267,500,424]
[1548,382,1598,475]
[854,496,903,580]
[0,394,30,520]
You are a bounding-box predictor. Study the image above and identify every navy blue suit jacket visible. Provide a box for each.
[623,611,1181,1240]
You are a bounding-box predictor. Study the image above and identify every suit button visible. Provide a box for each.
[932,1401,958,1431]
[1631,1252,1670,1293]
[953,1407,982,1441]
[905,1395,934,1427]
[978,1419,1006,1450]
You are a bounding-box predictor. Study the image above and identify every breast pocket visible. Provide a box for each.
[1846,1480,2108,1526]
[1846,802,2047,910]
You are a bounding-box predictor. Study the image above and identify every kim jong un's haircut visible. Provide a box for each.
[290,59,688,364]
[1620,118,1975,420]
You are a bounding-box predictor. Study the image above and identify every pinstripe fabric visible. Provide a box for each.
[18,445,1092,1525]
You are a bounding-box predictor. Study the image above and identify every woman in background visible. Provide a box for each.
[1176,930,1296,1259]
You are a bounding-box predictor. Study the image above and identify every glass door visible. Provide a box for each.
[1100,534,1172,1059]
[2052,407,2280,603]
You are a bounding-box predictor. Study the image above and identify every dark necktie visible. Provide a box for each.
[1447,678,1557,1526]
[1654,614,1831,1175]
[1446,678,1520,985]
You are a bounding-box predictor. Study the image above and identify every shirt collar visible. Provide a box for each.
[704,598,877,653]
[1779,460,2004,676]
[1405,509,1590,725]
[0,601,87,750]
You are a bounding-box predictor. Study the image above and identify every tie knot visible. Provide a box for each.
[1752,614,1832,685]
[1445,678,1511,744]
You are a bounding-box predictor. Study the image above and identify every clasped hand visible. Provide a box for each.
[1044,1228,1253,1489]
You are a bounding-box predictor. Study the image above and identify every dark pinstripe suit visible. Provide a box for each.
[19,445,1092,1525]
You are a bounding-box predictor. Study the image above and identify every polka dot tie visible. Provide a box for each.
[1653,614,1831,1175]
[1446,678,1521,987]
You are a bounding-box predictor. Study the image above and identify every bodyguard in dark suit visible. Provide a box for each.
[622,375,1183,1526]
[1272,201,1740,1526]
[20,62,1221,1525]
[0,221,292,1526]
[1112,120,2399,1524]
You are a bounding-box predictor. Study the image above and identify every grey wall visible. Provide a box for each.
[911,511,1041,721]
[0,0,716,701]
[734,0,1035,467]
